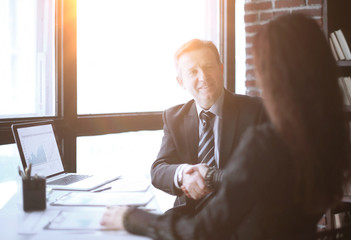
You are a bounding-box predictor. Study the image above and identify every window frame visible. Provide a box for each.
[0,0,235,173]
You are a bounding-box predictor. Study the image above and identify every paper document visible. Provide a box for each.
[44,210,111,230]
[18,210,61,234]
[51,191,154,207]
[93,177,150,192]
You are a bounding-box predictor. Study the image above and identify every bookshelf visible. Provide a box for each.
[322,0,351,233]
[323,0,351,78]
[324,0,351,117]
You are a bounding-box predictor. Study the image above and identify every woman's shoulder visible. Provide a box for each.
[240,123,280,148]
[228,123,290,175]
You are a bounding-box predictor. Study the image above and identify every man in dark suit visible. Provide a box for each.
[151,39,267,213]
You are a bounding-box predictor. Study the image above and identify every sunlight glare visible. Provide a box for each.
[0,181,17,209]
[77,0,219,114]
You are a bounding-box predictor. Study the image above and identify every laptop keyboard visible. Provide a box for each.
[47,174,92,186]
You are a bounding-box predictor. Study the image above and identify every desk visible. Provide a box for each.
[0,180,163,240]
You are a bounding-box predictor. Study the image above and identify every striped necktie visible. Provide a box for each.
[198,111,216,167]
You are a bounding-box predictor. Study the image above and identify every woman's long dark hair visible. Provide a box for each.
[253,13,350,212]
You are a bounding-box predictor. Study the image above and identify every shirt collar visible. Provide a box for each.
[195,89,224,119]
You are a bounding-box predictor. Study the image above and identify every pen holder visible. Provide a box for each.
[22,176,46,211]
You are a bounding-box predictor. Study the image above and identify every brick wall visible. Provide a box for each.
[243,0,323,96]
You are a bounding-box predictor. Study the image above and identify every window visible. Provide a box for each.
[0,144,21,209]
[235,0,246,95]
[77,130,163,177]
[0,0,234,208]
[0,0,56,119]
[77,0,220,114]
[75,1,221,209]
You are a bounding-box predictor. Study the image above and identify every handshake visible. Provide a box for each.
[180,163,214,200]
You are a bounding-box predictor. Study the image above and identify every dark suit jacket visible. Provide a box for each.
[125,124,324,240]
[151,89,268,209]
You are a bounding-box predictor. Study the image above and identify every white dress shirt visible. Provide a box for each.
[174,89,224,188]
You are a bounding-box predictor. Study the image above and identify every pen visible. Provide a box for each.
[24,163,32,179]
[27,163,32,179]
[93,186,112,193]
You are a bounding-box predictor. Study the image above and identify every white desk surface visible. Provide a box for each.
[0,182,163,240]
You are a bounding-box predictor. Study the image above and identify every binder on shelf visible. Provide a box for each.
[344,179,351,196]
[331,32,346,60]
[338,77,351,106]
[335,29,351,60]
[343,77,351,99]
[334,212,351,229]
[329,37,339,61]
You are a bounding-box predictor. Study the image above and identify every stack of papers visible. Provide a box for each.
[92,177,150,192]
[51,191,154,207]
[44,210,110,230]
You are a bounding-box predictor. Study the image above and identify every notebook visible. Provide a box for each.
[12,121,121,191]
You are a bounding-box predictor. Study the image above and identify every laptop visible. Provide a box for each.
[12,121,121,191]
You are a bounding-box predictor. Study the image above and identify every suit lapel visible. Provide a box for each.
[184,103,199,164]
[219,91,239,168]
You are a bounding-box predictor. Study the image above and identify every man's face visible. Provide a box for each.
[177,48,224,110]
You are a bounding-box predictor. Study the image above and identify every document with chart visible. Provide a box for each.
[51,191,154,207]
[44,210,110,230]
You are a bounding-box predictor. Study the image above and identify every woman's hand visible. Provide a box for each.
[100,206,129,230]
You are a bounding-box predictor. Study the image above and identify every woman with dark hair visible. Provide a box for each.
[100,13,350,239]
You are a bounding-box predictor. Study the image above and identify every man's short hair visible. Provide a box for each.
[174,39,221,76]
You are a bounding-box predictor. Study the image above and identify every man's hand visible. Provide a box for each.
[181,164,210,200]
[191,164,209,178]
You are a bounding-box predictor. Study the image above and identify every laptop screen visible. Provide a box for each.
[12,122,64,177]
